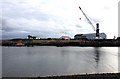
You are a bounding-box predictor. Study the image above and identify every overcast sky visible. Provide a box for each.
[1,0,119,39]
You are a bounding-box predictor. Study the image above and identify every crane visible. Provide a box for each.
[79,6,95,31]
[79,6,99,38]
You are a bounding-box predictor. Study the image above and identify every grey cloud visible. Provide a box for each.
[1,16,68,39]
[1,0,79,39]
[2,18,17,32]
[76,24,82,28]
[91,18,102,23]
[104,6,111,10]
[2,32,28,39]
[2,3,50,21]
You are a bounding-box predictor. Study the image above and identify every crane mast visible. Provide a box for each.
[79,6,95,31]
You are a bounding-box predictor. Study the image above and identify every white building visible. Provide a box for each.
[74,33,107,40]
[60,36,71,40]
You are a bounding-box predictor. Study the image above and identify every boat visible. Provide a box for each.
[16,42,24,46]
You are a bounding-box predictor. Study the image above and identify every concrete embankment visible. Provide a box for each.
[2,73,120,79]
[1,39,120,47]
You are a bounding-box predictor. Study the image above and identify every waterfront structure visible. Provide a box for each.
[74,33,107,40]
[28,35,36,39]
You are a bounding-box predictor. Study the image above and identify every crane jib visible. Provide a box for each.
[79,6,96,31]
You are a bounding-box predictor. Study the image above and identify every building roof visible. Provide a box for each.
[75,33,106,36]
[60,36,71,39]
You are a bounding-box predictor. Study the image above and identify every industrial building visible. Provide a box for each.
[74,33,107,40]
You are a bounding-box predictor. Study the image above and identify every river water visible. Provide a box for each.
[2,46,119,77]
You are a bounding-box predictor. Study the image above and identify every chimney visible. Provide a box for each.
[96,23,99,38]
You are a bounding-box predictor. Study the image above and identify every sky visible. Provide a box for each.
[1,0,119,39]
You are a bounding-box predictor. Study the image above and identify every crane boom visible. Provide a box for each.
[79,6,95,31]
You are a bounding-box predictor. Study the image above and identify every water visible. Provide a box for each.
[0,46,2,78]
[2,46,118,77]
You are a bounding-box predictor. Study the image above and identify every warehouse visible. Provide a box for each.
[74,33,107,40]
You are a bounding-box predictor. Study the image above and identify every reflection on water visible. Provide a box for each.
[118,47,120,73]
[94,48,100,65]
[93,47,100,73]
[0,46,2,78]
[2,47,118,77]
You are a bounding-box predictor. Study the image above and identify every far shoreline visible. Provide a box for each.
[1,38,120,47]
[2,73,120,79]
